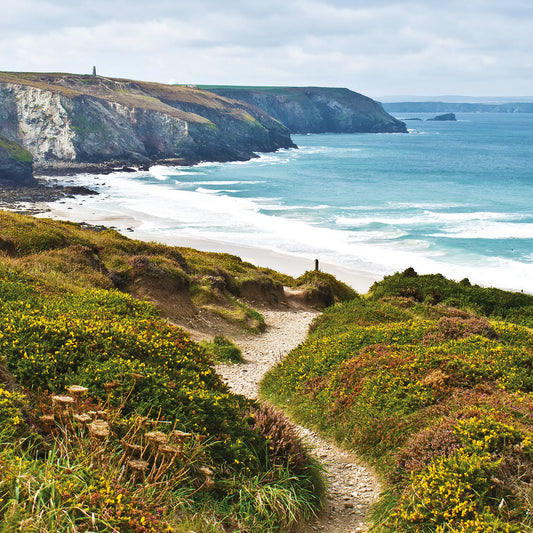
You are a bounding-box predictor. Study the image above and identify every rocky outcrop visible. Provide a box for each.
[0,72,296,173]
[202,86,407,133]
[0,134,36,185]
[427,113,456,121]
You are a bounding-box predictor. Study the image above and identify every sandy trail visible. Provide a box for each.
[215,305,381,533]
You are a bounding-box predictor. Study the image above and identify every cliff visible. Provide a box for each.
[201,86,407,133]
[0,72,295,174]
[0,133,36,185]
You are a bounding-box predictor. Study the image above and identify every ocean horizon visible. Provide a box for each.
[38,112,533,294]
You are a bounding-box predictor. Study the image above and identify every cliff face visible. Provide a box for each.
[0,73,295,172]
[0,134,36,185]
[201,86,407,134]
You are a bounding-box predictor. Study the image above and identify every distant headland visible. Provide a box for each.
[0,72,406,185]
[201,85,407,134]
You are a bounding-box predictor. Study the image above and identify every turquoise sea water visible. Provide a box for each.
[51,113,533,292]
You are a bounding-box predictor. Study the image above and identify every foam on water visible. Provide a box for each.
[44,114,533,294]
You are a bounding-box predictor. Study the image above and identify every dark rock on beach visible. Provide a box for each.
[0,179,97,215]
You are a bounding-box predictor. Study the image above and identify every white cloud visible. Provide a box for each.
[1,0,532,96]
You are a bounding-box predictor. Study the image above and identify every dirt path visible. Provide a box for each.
[215,304,382,533]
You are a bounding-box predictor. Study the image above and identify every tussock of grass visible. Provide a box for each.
[201,335,243,364]
[295,270,358,308]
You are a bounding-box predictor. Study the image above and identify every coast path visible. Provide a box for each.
[214,298,382,533]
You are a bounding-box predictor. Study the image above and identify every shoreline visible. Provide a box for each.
[7,176,532,296]
[35,198,378,293]
[5,159,532,296]
[3,175,532,296]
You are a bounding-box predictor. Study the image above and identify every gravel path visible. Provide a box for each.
[215,307,382,532]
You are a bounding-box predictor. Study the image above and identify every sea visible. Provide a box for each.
[43,113,533,294]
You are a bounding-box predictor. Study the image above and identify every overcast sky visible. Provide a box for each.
[2,0,532,98]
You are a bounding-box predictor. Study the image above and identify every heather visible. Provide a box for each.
[262,271,533,532]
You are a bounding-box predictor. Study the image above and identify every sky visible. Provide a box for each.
[2,0,532,99]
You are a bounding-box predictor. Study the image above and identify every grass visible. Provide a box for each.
[0,134,33,163]
[262,272,533,532]
[296,270,358,308]
[200,335,244,364]
[0,209,326,531]
[0,211,278,322]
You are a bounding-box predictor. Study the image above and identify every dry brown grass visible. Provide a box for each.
[0,71,260,125]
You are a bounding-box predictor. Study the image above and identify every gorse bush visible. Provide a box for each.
[262,274,533,532]
[0,259,323,531]
[370,268,533,327]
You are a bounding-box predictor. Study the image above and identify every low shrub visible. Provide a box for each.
[201,335,243,363]
[370,268,533,327]
[262,285,533,532]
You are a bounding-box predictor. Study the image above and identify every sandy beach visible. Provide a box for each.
[34,192,379,294]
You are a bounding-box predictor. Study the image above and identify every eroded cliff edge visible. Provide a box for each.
[0,72,296,175]
[201,86,407,134]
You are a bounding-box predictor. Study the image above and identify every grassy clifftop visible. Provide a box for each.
[0,72,260,125]
[201,85,407,134]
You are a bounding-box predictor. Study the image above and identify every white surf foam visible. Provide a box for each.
[40,158,533,295]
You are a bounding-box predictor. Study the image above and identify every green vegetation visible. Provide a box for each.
[370,268,533,327]
[0,210,324,531]
[0,134,33,163]
[8,207,531,531]
[262,270,533,532]
[201,335,244,364]
[0,210,284,325]
[296,270,358,308]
